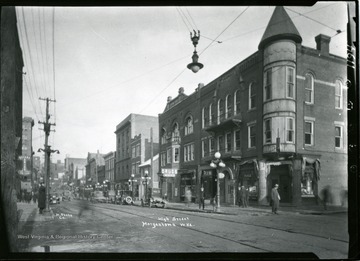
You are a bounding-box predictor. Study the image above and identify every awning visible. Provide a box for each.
[302,157,321,181]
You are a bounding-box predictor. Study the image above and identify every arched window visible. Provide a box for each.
[160,127,167,144]
[226,94,232,118]
[209,103,214,125]
[234,90,241,115]
[335,79,343,109]
[184,116,193,135]
[218,99,225,123]
[249,83,256,110]
[172,122,180,142]
[305,73,314,104]
[202,107,207,128]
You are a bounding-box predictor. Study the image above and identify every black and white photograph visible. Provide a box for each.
[1,2,358,260]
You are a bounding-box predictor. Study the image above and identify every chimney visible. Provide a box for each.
[198,83,204,88]
[178,87,184,94]
[315,34,331,56]
[167,96,172,102]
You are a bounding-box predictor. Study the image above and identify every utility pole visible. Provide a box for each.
[38,97,59,212]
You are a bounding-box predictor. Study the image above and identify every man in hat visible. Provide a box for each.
[271,184,280,214]
[38,182,46,214]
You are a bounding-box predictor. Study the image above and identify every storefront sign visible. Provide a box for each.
[161,168,178,177]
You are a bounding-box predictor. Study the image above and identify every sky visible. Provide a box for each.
[15,3,348,163]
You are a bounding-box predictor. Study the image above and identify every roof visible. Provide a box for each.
[139,154,159,167]
[258,6,302,49]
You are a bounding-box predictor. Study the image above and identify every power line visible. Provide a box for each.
[52,7,57,124]
[38,7,50,98]
[185,7,198,31]
[176,7,191,32]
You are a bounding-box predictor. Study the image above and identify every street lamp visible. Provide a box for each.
[210,152,226,212]
[187,30,204,73]
[141,170,151,204]
[128,174,135,201]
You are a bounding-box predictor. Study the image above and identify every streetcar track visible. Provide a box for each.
[85,202,348,244]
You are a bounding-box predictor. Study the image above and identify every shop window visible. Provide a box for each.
[301,163,316,196]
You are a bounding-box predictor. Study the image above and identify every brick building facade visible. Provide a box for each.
[158,7,347,206]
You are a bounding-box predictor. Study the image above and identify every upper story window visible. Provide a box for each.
[248,123,256,148]
[173,147,180,163]
[226,95,233,118]
[264,118,272,144]
[264,69,272,101]
[184,116,193,135]
[305,73,314,104]
[225,132,232,152]
[132,146,136,157]
[166,148,172,164]
[234,129,241,151]
[184,143,194,162]
[161,128,167,144]
[335,80,343,109]
[304,120,314,146]
[160,152,166,167]
[249,83,256,110]
[234,90,241,115]
[286,118,295,143]
[202,107,206,128]
[172,123,180,142]
[217,135,224,152]
[202,138,209,157]
[217,99,225,123]
[209,103,214,125]
[286,67,295,99]
[335,125,343,148]
[209,137,215,154]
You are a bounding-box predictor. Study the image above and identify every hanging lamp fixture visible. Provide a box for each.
[187,30,204,73]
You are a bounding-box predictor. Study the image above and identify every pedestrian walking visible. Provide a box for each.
[33,191,38,204]
[271,184,280,214]
[199,187,205,210]
[185,187,192,207]
[38,183,46,214]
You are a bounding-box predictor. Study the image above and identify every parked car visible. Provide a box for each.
[150,197,167,208]
[115,190,133,205]
[91,191,107,203]
[49,194,60,204]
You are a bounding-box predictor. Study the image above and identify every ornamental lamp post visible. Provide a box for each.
[142,170,151,204]
[128,174,135,200]
[210,152,226,212]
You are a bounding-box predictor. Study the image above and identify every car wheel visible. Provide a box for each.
[125,196,132,205]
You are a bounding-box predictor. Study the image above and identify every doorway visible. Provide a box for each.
[267,165,292,203]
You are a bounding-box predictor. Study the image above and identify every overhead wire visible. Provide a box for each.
[38,7,50,98]
[185,7,198,31]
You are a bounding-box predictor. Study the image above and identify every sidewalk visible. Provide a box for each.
[161,201,348,216]
[17,202,54,233]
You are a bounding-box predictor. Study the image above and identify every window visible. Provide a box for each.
[173,147,179,163]
[226,95,232,118]
[202,139,209,157]
[209,103,214,125]
[131,163,136,174]
[301,162,316,196]
[264,119,272,144]
[234,130,241,151]
[286,118,294,143]
[234,90,241,115]
[218,99,225,123]
[248,124,256,148]
[161,152,166,167]
[286,67,295,98]
[184,143,194,162]
[202,107,206,128]
[335,126,342,148]
[217,135,224,152]
[185,116,193,135]
[166,148,172,164]
[225,132,232,152]
[209,137,215,154]
[305,121,314,146]
[305,73,314,104]
[335,80,343,109]
[249,83,256,109]
[135,162,140,174]
[136,144,140,157]
[172,123,180,142]
[132,147,136,158]
[161,128,167,144]
[264,69,272,100]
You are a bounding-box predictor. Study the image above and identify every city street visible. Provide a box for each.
[17,200,348,259]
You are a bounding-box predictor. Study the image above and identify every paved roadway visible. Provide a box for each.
[17,200,348,259]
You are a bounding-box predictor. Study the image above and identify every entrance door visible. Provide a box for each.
[167,183,172,201]
[268,165,291,203]
[279,175,290,203]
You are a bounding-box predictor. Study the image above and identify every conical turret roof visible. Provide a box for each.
[258,6,302,49]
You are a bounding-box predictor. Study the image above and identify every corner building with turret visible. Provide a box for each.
[158,7,347,207]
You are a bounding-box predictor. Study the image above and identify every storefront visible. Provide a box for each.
[179,170,196,202]
[238,160,259,201]
[159,168,177,201]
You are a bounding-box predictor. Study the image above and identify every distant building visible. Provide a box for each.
[104,151,116,190]
[158,7,347,206]
[114,114,159,190]
[19,117,34,191]
[64,156,87,186]
[85,151,105,186]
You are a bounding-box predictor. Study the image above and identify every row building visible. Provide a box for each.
[158,6,347,206]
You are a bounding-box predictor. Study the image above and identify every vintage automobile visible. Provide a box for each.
[115,190,133,205]
[91,191,107,203]
[141,188,167,208]
[49,194,60,205]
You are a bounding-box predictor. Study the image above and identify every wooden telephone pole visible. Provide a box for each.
[38,97,59,211]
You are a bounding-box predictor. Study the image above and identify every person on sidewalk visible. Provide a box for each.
[239,186,247,208]
[245,186,249,208]
[38,183,46,214]
[185,188,192,207]
[271,184,280,214]
[199,187,205,210]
